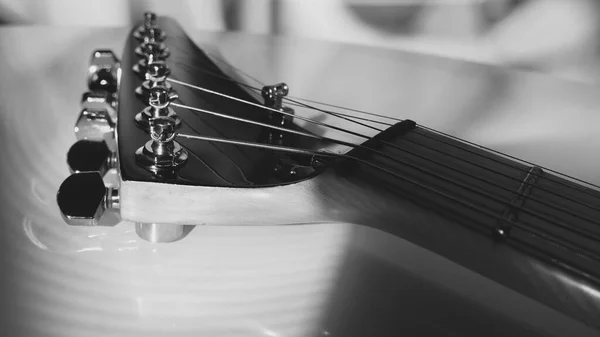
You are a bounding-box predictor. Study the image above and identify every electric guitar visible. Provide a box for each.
[6,13,600,336]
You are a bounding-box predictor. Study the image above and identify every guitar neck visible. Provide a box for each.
[312,120,600,330]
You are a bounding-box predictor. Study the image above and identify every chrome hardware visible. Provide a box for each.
[81,91,116,112]
[133,58,170,80]
[75,108,115,142]
[88,50,120,93]
[135,86,181,130]
[136,223,190,243]
[135,116,188,175]
[135,62,174,101]
[262,83,289,110]
[135,41,170,60]
[133,12,166,42]
[67,140,116,176]
[262,83,294,145]
[57,172,119,227]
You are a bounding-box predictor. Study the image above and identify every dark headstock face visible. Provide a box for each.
[119,16,323,186]
[56,13,325,242]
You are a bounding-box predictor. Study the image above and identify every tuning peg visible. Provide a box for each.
[133,12,166,42]
[67,140,116,176]
[88,50,120,93]
[81,91,117,121]
[135,62,174,102]
[135,41,170,60]
[57,172,119,227]
[74,108,115,142]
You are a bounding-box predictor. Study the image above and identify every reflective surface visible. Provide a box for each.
[1,26,600,337]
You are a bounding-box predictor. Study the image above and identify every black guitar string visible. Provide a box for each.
[167,77,600,220]
[171,57,600,206]
[172,100,600,233]
[167,46,600,227]
[202,52,600,194]
[161,35,600,273]
[177,133,600,264]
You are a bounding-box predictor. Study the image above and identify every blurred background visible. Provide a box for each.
[2,0,600,83]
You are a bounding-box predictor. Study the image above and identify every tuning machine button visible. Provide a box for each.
[75,107,115,142]
[88,50,120,93]
[82,91,116,110]
[67,140,116,176]
[57,172,119,227]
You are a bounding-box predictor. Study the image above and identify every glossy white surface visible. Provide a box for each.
[1,26,599,337]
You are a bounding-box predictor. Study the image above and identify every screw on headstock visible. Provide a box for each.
[262,83,289,110]
[261,83,295,145]
[135,116,188,176]
[57,172,119,227]
[135,86,181,131]
[75,92,117,143]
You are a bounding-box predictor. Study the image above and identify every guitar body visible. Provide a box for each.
[2,18,600,337]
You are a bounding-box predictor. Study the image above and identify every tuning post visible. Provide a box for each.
[135,86,181,130]
[135,116,188,176]
[132,46,170,79]
[133,12,166,43]
[262,83,294,145]
[135,40,170,60]
[135,62,174,102]
[57,172,119,227]
[88,50,120,93]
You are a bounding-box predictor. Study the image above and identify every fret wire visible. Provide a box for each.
[176,132,600,264]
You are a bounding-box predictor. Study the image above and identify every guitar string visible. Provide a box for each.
[161,40,600,266]
[199,55,600,192]
[167,76,600,214]
[171,101,600,226]
[177,132,600,263]
[171,58,600,201]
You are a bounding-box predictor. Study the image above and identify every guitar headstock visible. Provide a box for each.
[57,13,326,242]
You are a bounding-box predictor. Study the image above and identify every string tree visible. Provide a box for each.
[88,50,120,93]
[66,139,117,177]
[135,116,188,177]
[261,83,295,146]
[135,86,181,131]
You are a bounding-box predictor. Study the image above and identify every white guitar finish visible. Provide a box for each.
[1,26,599,337]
